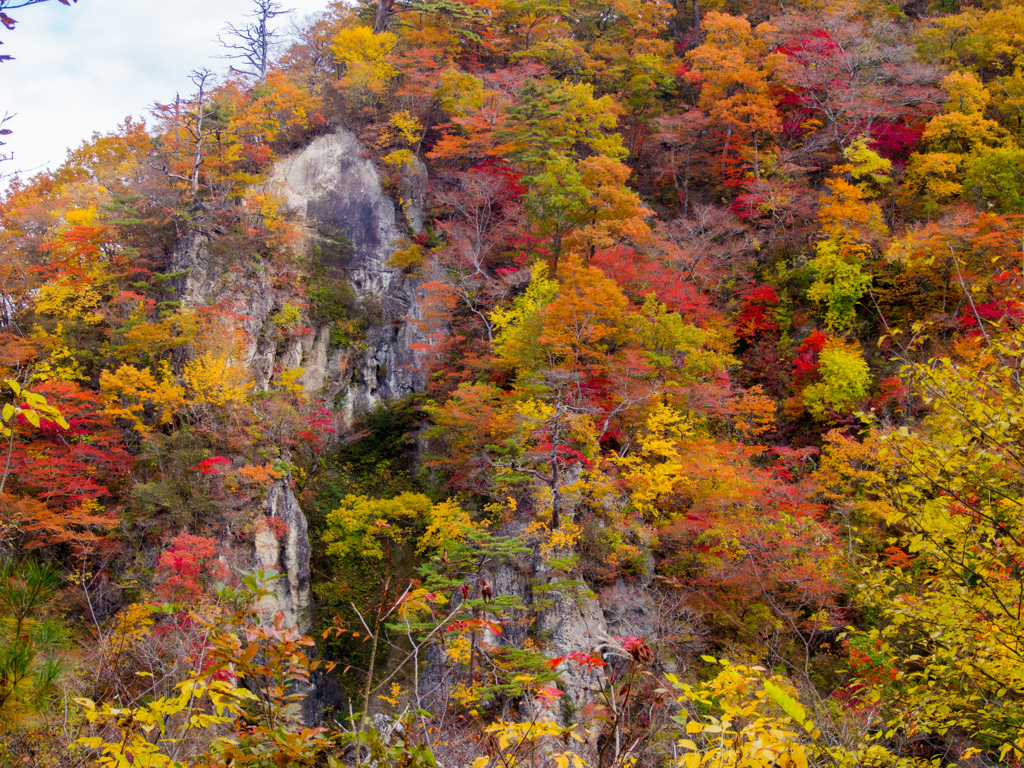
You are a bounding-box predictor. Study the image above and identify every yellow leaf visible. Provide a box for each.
[763,680,808,726]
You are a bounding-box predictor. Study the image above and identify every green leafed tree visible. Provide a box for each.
[0,560,67,728]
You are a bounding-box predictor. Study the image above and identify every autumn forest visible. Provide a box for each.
[2,0,1024,765]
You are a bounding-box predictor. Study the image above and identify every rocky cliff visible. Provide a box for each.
[171,128,653,722]
[169,128,429,722]
[170,129,424,636]
[171,128,425,419]
[252,476,312,633]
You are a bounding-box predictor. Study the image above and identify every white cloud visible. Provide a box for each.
[0,0,330,180]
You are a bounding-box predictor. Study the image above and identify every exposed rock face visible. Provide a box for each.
[169,128,662,724]
[171,128,424,419]
[264,130,424,417]
[169,130,425,723]
[472,520,611,720]
[534,565,610,714]
[253,477,312,633]
[599,582,657,645]
[250,477,347,725]
[415,511,670,722]
[395,154,429,234]
[269,130,403,297]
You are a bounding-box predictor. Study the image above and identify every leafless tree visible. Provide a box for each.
[0,111,13,164]
[151,69,221,203]
[216,0,293,85]
[0,111,45,181]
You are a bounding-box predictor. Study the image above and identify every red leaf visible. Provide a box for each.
[193,456,232,475]
[536,686,564,707]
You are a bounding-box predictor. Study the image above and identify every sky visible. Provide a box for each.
[0,0,332,181]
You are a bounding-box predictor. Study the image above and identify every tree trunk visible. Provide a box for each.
[258,15,268,84]
[374,0,392,34]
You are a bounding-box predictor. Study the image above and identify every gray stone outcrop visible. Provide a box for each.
[170,128,425,420]
[253,476,312,633]
[263,130,424,416]
[167,127,671,726]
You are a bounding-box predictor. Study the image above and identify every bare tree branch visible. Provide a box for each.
[0,0,77,63]
[215,0,293,85]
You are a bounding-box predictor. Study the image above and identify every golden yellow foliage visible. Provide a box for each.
[376,681,407,708]
[900,151,964,207]
[100,361,186,432]
[385,112,421,146]
[446,635,472,665]
[181,352,253,409]
[34,279,104,325]
[30,331,87,384]
[246,190,302,251]
[667,660,931,768]
[112,307,198,362]
[418,499,479,554]
[330,26,398,96]
[615,404,694,518]
[526,518,582,557]
[105,602,157,657]
[276,366,306,398]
